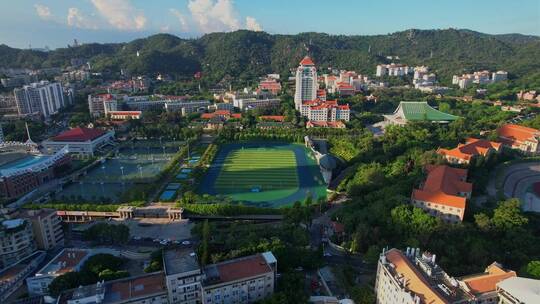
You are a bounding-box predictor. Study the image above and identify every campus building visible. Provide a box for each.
[496,277,540,303]
[0,251,46,302]
[202,252,277,304]
[411,165,472,223]
[381,101,460,127]
[258,78,282,95]
[294,57,318,110]
[233,98,280,111]
[376,64,411,77]
[163,247,203,304]
[0,219,36,270]
[107,111,142,120]
[14,81,68,119]
[437,138,502,165]
[42,127,115,156]
[375,248,518,304]
[497,124,540,155]
[27,248,94,296]
[300,100,350,122]
[57,272,169,304]
[0,146,71,199]
[88,93,116,118]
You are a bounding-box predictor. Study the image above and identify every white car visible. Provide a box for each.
[160,240,169,245]
[181,240,191,245]
[132,236,142,241]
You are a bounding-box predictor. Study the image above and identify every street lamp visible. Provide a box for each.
[138,165,143,179]
[120,166,125,181]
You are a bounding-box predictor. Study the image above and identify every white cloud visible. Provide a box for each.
[187,0,240,33]
[169,9,189,32]
[160,25,171,32]
[90,0,147,30]
[34,4,52,20]
[245,16,262,32]
[67,8,99,29]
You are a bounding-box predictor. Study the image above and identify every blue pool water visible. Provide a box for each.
[0,155,50,170]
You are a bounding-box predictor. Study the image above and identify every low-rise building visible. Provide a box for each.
[375,248,519,304]
[300,100,350,122]
[306,121,346,129]
[0,251,46,302]
[382,101,459,127]
[234,98,280,111]
[497,124,540,154]
[459,262,516,303]
[411,165,472,223]
[57,272,168,304]
[107,111,142,120]
[376,64,411,77]
[202,252,277,304]
[27,248,93,296]
[496,277,540,304]
[516,90,539,102]
[258,78,282,95]
[437,138,502,165]
[42,127,115,156]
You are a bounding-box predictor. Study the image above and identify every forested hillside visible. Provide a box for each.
[1,29,539,84]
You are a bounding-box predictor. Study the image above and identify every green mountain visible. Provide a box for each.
[0,29,539,84]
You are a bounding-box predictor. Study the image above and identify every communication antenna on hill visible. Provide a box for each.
[368,45,371,53]
[430,50,433,59]
[136,50,140,57]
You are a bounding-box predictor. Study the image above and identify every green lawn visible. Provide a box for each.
[214,148,299,201]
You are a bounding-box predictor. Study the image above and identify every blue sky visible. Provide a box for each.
[1,0,539,49]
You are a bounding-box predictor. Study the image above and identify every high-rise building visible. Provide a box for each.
[294,56,318,110]
[13,81,67,119]
[20,209,64,250]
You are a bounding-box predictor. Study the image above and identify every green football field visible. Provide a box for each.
[214,148,299,201]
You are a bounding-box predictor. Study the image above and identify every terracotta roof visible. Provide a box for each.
[412,165,472,210]
[259,115,285,122]
[385,249,449,304]
[206,254,272,285]
[462,263,516,295]
[437,138,501,162]
[497,124,539,145]
[52,127,107,142]
[307,121,346,128]
[43,249,90,275]
[201,110,240,120]
[299,56,315,66]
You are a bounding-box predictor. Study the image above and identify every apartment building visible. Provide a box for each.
[376,64,411,77]
[14,81,67,119]
[0,219,36,270]
[437,138,502,165]
[202,252,277,304]
[88,93,116,118]
[20,209,64,250]
[497,124,540,155]
[163,247,203,304]
[233,98,280,111]
[411,165,472,223]
[452,70,507,89]
[164,100,211,116]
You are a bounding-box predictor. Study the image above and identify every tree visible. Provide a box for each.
[474,213,492,231]
[526,261,540,279]
[200,220,210,266]
[492,199,528,230]
[48,272,81,296]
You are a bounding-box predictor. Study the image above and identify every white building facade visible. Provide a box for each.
[294,57,318,110]
[14,81,67,119]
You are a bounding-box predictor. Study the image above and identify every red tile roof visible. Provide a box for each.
[437,138,502,162]
[200,110,241,120]
[412,165,472,211]
[259,115,285,122]
[52,127,107,142]
[462,263,516,295]
[497,124,539,146]
[299,56,315,66]
[306,121,346,128]
[213,254,272,284]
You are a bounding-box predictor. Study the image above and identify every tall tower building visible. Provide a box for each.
[294,56,318,110]
[14,81,66,119]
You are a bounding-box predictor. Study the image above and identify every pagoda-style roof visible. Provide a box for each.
[384,101,460,125]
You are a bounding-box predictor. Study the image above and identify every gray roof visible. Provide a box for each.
[497,277,540,303]
[319,154,337,170]
[163,247,200,276]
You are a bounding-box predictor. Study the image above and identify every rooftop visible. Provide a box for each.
[412,165,472,210]
[58,272,166,304]
[497,124,540,144]
[496,277,540,303]
[299,56,315,66]
[52,127,107,142]
[203,252,274,286]
[437,138,502,162]
[460,262,516,296]
[36,248,90,276]
[391,101,460,122]
[163,247,200,276]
